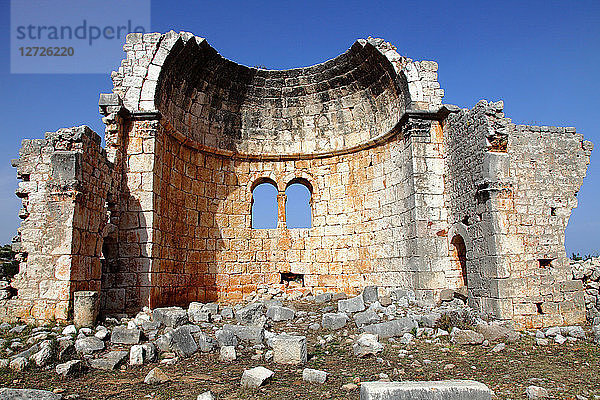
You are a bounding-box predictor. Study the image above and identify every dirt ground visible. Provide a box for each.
[1,325,599,400]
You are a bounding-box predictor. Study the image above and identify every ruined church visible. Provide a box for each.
[1,32,592,329]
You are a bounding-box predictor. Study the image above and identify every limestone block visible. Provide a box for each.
[272,334,307,365]
[241,366,274,388]
[338,295,366,313]
[359,380,492,400]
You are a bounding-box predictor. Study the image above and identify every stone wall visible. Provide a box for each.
[444,100,592,329]
[1,127,113,323]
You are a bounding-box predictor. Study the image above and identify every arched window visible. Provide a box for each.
[450,234,468,288]
[285,179,312,229]
[251,179,278,229]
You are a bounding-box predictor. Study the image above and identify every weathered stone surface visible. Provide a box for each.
[89,350,128,370]
[197,392,215,400]
[266,305,295,321]
[73,291,99,329]
[215,328,239,347]
[0,388,62,400]
[235,303,266,325]
[129,344,145,365]
[303,368,328,384]
[219,345,236,362]
[361,317,418,339]
[525,385,550,399]
[223,324,264,344]
[315,293,332,303]
[75,336,105,354]
[144,367,169,384]
[153,307,188,328]
[353,333,383,357]
[338,295,366,313]
[241,366,274,388]
[475,323,519,342]
[362,286,379,305]
[354,309,380,327]
[56,359,84,376]
[110,326,141,345]
[170,326,198,357]
[359,380,492,399]
[322,313,348,330]
[9,357,28,371]
[272,334,307,365]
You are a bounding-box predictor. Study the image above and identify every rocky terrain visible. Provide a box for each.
[0,286,598,399]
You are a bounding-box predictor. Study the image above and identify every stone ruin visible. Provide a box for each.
[0,31,592,330]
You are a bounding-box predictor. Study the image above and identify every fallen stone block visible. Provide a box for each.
[152,307,189,328]
[219,345,236,362]
[338,295,366,313]
[235,303,266,325]
[266,305,295,321]
[362,286,379,305]
[354,309,380,327]
[223,324,264,344]
[359,380,492,400]
[56,359,85,376]
[89,350,128,370]
[170,326,198,357]
[144,367,169,384]
[353,333,383,357]
[197,391,215,400]
[110,325,141,345]
[75,336,105,354]
[215,328,239,347]
[188,302,212,323]
[361,317,417,339]
[322,313,348,330]
[525,385,550,399]
[241,366,274,388]
[315,293,332,303]
[475,323,519,342]
[0,388,62,400]
[9,357,28,371]
[129,344,145,365]
[272,334,307,365]
[303,368,328,384]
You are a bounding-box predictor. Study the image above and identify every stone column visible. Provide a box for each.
[73,291,99,328]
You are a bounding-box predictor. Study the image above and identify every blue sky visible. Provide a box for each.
[0,0,598,255]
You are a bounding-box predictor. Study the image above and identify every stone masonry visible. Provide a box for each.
[0,32,592,329]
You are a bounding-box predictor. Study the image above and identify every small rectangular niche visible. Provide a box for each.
[538,259,553,268]
[550,207,557,216]
[280,272,304,287]
[536,302,544,314]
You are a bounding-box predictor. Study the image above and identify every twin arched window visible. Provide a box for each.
[251,178,312,229]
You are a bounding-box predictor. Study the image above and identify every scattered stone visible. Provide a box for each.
[240,366,274,388]
[420,313,442,328]
[354,309,380,327]
[192,331,216,353]
[322,313,348,330]
[526,385,551,399]
[476,323,519,342]
[188,302,212,323]
[338,295,366,313]
[219,345,236,362]
[452,329,485,345]
[89,350,128,370]
[399,333,414,345]
[360,380,492,399]
[129,344,145,365]
[75,336,105,354]
[266,305,295,321]
[492,343,506,352]
[309,323,320,331]
[223,324,264,344]
[62,325,77,336]
[215,328,239,347]
[0,322,11,331]
[152,307,189,328]
[56,360,84,376]
[220,306,234,319]
[315,293,332,303]
[554,334,567,344]
[361,317,418,339]
[272,334,307,365]
[31,340,54,367]
[0,388,62,400]
[536,338,549,346]
[196,391,215,400]
[342,383,358,391]
[170,326,199,357]
[235,303,266,325]
[9,357,28,371]
[144,367,169,384]
[303,368,328,384]
[353,333,383,357]
[110,325,141,345]
[362,286,379,305]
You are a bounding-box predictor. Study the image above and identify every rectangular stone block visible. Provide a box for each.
[272,334,307,365]
[360,380,492,400]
